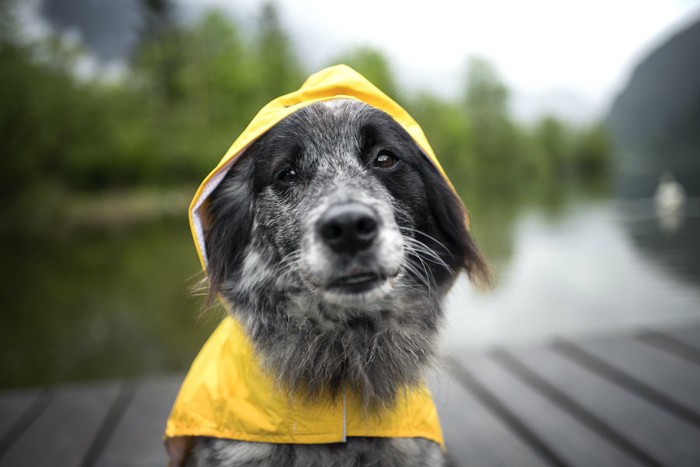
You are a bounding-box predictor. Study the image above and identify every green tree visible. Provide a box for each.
[180,11,257,125]
[406,93,474,183]
[464,57,509,123]
[0,24,133,226]
[169,10,263,178]
[256,2,303,100]
[133,0,184,103]
[533,115,570,177]
[572,123,611,177]
[0,0,18,45]
[463,57,520,185]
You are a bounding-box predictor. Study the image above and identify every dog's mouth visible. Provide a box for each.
[314,268,400,306]
[328,272,385,294]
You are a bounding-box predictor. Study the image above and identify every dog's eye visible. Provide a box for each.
[277,167,298,184]
[373,150,397,169]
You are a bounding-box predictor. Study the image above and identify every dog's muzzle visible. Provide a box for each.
[302,198,402,305]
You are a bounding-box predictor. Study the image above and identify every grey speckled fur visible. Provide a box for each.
[189,437,443,467]
[188,100,488,466]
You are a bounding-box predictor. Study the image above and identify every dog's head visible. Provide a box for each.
[202,99,488,406]
[206,100,487,307]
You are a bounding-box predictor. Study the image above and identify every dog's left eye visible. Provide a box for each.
[277,167,298,184]
[373,150,397,169]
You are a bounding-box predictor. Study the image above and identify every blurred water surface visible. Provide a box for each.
[0,219,219,389]
[445,197,700,350]
[2,192,699,389]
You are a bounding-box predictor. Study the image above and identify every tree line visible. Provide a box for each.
[0,0,610,217]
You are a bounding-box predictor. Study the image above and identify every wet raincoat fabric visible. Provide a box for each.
[165,65,467,458]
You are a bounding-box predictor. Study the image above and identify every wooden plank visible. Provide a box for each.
[560,337,700,417]
[0,381,121,467]
[429,372,548,467]
[663,324,700,352]
[504,347,700,467]
[92,375,182,467]
[0,389,41,447]
[637,330,700,367]
[450,354,641,467]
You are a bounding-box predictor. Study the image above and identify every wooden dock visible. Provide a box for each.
[1,322,700,466]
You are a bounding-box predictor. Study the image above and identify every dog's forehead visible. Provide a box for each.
[289,100,379,130]
[276,101,395,148]
[265,100,409,170]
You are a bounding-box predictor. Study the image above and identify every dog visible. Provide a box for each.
[180,98,488,466]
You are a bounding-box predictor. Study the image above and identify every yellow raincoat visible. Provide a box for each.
[165,65,465,461]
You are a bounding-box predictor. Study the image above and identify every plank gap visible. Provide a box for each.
[636,331,700,368]
[0,390,54,458]
[80,382,135,467]
[553,338,700,430]
[447,357,569,467]
[492,349,663,467]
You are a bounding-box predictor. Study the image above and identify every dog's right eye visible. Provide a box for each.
[373,150,398,169]
[277,167,298,184]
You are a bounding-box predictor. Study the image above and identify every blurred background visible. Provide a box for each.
[1,0,699,390]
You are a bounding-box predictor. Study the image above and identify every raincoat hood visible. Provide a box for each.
[188,64,467,271]
[166,65,462,462]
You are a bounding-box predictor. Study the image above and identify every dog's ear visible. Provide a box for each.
[204,154,256,304]
[419,158,491,287]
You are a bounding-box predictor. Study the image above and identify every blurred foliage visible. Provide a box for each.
[0,0,612,227]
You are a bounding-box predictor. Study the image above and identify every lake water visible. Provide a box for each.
[2,194,699,389]
[444,198,700,350]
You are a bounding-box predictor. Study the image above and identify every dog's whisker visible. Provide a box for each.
[271,251,305,287]
[402,244,439,300]
[403,236,454,273]
[273,250,302,276]
[399,226,453,255]
[401,257,434,294]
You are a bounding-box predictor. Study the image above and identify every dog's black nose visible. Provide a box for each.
[318,203,378,254]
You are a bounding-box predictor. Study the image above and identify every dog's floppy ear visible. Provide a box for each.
[419,159,491,287]
[204,153,256,304]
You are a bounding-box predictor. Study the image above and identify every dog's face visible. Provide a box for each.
[247,101,409,308]
[204,100,486,405]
